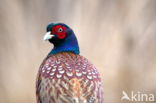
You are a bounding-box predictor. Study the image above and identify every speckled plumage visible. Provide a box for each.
[36,52,104,103]
[36,23,104,103]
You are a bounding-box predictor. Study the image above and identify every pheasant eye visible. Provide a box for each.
[58,28,63,32]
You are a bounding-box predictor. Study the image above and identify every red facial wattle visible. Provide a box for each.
[52,25,67,39]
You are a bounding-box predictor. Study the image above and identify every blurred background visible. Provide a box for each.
[0,0,156,103]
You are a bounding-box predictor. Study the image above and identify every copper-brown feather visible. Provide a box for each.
[36,52,104,103]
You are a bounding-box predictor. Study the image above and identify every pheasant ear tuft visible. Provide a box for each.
[46,23,55,32]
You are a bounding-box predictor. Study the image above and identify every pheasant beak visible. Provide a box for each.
[43,32,55,41]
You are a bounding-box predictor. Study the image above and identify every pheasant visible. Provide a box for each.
[36,23,104,103]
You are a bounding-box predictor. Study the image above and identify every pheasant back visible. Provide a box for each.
[36,52,104,103]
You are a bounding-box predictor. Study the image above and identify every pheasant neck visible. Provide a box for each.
[48,34,80,55]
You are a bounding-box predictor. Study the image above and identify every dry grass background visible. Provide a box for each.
[0,0,156,103]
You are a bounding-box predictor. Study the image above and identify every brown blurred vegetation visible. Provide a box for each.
[0,0,156,103]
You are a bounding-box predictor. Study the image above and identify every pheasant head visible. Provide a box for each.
[44,23,80,55]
